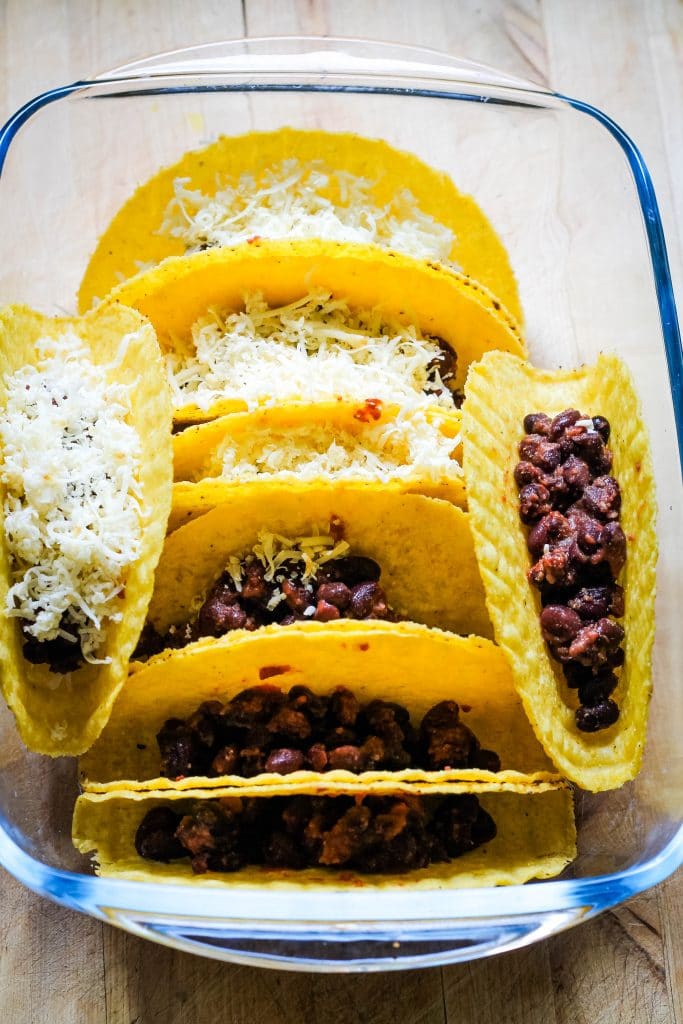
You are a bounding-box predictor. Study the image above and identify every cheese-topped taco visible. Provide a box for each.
[170,401,465,533]
[102,241,525,424]
[0,304,173,755]
[78,127,522,322]
[133,484,493,652]
[73,787,575,887]
[80,621,566,794]
[462,351,656,791]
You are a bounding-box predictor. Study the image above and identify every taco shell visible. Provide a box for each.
[151,485,491,639]
[78,127,522,323]
[101,240,524,422]
[0,304,173,755]
[80,620,565,793]
[462,351,657,791]
[72,787,576,888]
[171,401,465,532]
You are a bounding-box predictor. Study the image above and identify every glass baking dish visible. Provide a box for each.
[0,37,681,973]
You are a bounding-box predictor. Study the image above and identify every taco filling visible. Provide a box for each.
[135,530,399,657]
[166,292,460,414]
[162,158,455,263]
[515,409,626,733]
[155,685,501,780]
[134,792,496,875]
[0,330,144,674]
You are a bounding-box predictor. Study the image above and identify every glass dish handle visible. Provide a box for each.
[103,907,587,969]
[95,37,551,99]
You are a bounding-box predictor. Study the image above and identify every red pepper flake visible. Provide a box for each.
[635,461,642,473]
[460,704,472,713]
[258,665,291,680]
[353,398,383,423]
[359,643,369,652]
[247,235,261,244]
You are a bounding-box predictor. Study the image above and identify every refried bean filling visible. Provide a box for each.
[514,409,626,732]
[134,529,400,660]
[134,793,497,874]
[155,685,501,779]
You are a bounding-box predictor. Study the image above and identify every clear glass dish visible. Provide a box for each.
[0,37,681,972]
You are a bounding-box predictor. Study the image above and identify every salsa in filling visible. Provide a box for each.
[166,293,461,413]
[514,410,626,732]
[135,530,399,659]
[0,331,143,674]
[135,792,496,875]
[155,685,501,779]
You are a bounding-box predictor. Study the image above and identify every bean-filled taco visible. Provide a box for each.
[170,401,465,532]
[101,240,524,424]
[80,621,566,793]
[78,127,522,322]
[72,787,576,887]
[135,485,493,650]
[0,304,173,755]
[462,351,656,791]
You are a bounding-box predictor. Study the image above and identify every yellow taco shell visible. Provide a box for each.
[152,485,491,639]
[80,620,564,793]
[462,351,657,791]
[171,401,465,531]
[78,127,522,323]
[100,240,524,423]
[72,788,576,888]
[0,305,173,755]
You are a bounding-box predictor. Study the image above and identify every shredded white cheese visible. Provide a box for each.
[168,293,457,413]
[0,331,144,666]
[160,159,455,263]
[225,530,351,613]
[217,409,461,484]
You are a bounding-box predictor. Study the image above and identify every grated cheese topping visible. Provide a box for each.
[217,410,462,484]
[168,292,457,413]
[0,331,144,666]
[226,530,351,612]
[159,159,455,263]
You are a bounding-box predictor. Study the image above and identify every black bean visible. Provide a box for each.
[519,483,552,524]
[540,605,583,645]
[523,413,552,435]
[549,409,582,439]
[576,700,620,732]
[264,748,305,774]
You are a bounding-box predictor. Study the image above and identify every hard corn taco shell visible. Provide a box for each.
[462,351,657,791]
[100,240,524,423]
[171,401,466,532]
[80,621,566,794]
[72,788,576,888]
[0,305,173,755]
[78,127,522,323]
[151,485,492,639]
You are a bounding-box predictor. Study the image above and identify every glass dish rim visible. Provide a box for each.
[0,35,680,936]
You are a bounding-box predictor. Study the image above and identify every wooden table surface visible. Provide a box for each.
[1,0,681,1020]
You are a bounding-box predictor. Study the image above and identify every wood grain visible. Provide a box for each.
[0,1,681,1022]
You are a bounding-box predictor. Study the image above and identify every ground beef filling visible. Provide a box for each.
[134,554,398,660]
[134,793,497,875]
[156,685,501,779]
[514,410,626,732]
